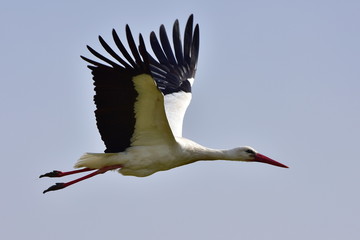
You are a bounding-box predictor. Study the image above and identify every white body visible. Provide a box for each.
[76,138,252,177]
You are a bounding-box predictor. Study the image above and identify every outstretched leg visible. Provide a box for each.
[41,165,123,194]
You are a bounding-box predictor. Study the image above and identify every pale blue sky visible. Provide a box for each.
[1,1,360,239]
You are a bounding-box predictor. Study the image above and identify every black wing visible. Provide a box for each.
[148,14,200,95]
[81,15,199,152]
[81,26,149,153]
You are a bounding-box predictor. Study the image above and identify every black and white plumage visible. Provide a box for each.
[40,15,288,193]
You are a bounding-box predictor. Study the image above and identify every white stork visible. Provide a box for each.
[40,15,288,194]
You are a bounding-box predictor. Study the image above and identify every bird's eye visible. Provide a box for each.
[245,149,255,154]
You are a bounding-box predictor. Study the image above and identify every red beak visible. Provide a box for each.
[254,153,288,168]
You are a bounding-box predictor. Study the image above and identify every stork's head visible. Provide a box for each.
[232,146,288,168]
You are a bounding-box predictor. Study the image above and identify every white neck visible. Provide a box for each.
[193,147,240,161]
[178,138,241,162]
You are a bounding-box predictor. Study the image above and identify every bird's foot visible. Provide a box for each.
[43,183,66,194]
[39,168,94,178]
[39,170,63,178]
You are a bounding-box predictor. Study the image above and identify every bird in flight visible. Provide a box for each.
[40,15,288,194]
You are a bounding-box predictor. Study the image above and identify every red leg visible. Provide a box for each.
[39,168,94,178]
[42,164,123,194]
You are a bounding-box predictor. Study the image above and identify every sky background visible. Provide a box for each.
[1,0,360,239]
